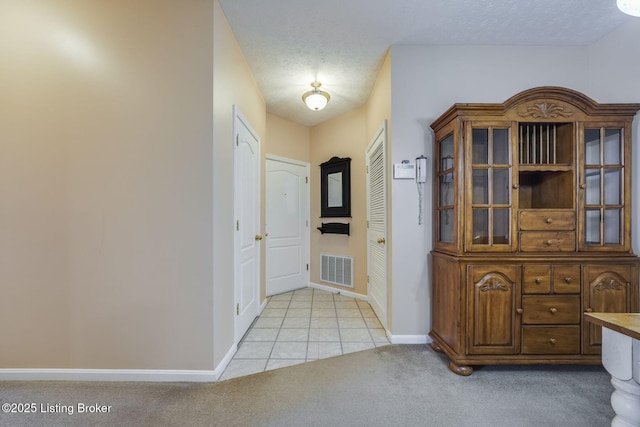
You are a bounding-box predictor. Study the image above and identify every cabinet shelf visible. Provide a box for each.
[317,222,350,235]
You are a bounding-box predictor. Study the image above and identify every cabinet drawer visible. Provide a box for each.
[553,265,580,294]
[522,326,580,354]
[519,211,575,231]
[522,295,580,324]
[522,265,551,294]
[519,231,576,252]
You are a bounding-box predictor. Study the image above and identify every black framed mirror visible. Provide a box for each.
[320,156,351,217]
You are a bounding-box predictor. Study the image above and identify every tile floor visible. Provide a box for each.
[219,287,390,381]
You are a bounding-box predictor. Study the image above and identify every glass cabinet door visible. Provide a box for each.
[437,134,455,245]
[466,123,516,252]
[580,125,628,251]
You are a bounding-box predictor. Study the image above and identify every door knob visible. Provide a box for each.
[377,237,386,244]
[255,235,263,241]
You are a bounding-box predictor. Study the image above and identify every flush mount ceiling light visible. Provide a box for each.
[302,81,330,111]
[618,0,640,16]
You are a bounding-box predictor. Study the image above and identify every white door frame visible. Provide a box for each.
[366,121,388,329]
[232,106,261,344]
[265,154,310,296]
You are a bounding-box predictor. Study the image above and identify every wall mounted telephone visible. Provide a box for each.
[416,155,428,183]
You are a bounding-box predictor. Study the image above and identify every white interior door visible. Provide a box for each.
[265,155,309,296]
[233,107,260,343]
[366,122,388,329]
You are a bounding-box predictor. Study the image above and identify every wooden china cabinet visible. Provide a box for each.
[429,86,640,375]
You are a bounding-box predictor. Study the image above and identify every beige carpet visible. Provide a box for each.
[0,345,614,426]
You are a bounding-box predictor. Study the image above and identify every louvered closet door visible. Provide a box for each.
[366,123,388,329]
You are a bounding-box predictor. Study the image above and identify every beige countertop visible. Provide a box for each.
[584,313,640,341]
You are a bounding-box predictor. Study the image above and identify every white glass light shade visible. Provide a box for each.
[618,0,640,16]
[302,82,330,111]
[303,92,329,110]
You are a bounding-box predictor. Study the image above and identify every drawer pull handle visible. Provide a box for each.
[513,184,520,189]
[585,307,593,313]
[516,308,523,315]
[535,278,542,284]
[545,218,553,224]
[549,338,557,345]
[564,277,573,283]
[545,240,552,246]
[549,307,558,314]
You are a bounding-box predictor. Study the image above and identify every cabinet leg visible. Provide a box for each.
[431,341,444,353]
[449,361,473,376]
[610,377,640,426]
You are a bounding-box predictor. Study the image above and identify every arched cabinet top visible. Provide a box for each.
[431,86,640,132]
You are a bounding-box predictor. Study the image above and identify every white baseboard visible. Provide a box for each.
[0,343,239,383]
[388,334,430,345]
[0,369,217,382]
[309,282,367,301]
[213,342,238,381]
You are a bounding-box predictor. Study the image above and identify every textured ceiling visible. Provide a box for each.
[218,0,632,127]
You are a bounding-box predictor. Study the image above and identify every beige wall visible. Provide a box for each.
[364,50,392,327]
[0,0,215,369]
[213,0,266,365]
[310,108,368,295]
[306,52,391,302]
[266,114,311,163]
[366,50,392,142]
[388,31,639,337]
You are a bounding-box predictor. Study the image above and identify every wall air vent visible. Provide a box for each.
[320,254,354,288]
